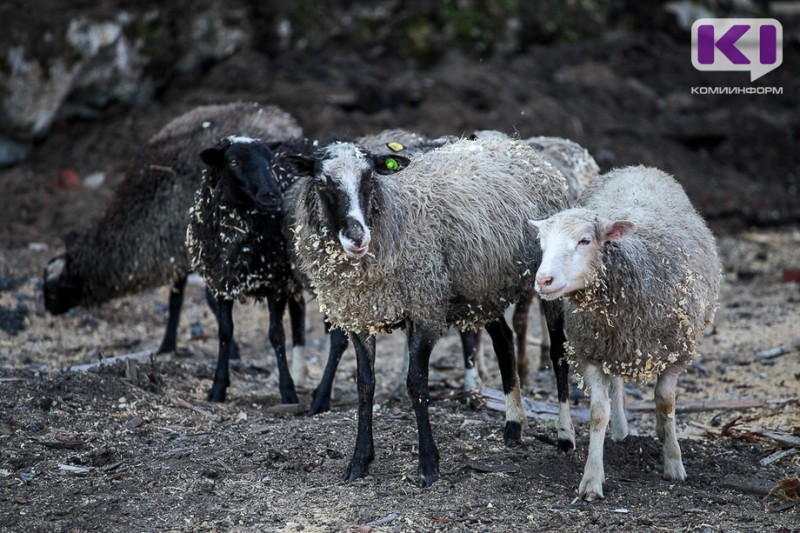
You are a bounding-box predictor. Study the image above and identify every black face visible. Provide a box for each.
[43,255,82,315]
[200,140,283,209]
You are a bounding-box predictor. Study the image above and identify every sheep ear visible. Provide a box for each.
[600,220,635,242]
[527,219,545,232]
[280,154,316,177]
[200,147,225,166]
[373,155,410,175]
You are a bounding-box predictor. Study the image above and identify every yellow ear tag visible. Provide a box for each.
[385,158,399,171]
[387,142,404,152]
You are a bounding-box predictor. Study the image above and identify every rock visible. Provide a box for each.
[82,172,105,189]
[0,136,32,167]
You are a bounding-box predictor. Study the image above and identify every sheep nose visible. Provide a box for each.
[536,274,554,289]
[343,217,366,244]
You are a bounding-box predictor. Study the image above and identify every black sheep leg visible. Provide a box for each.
[208,298,234,402]
[344,332,376,482]
[157,276,187,354]
[407,322,440,487]
[206,287,240,361]
[287,293,307,383]
[266,291,299,404]
[310,324,349,415]
[512,289,534,387]
[541,299,575,453]
[485,316,524,446]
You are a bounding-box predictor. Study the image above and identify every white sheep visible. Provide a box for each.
[284,134,572,487]
[529,165,720,501]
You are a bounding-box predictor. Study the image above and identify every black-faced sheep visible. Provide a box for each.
[284,135,572,487]
[530,166,720,501]
[43,102,301,357]
[186,136,350,404]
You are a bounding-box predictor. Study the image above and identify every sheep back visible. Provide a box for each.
[293,136,571,335]
[66,102,301,305]
[564,166,720,383]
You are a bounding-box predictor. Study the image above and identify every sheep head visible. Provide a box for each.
[529,209,635,300]
[282,142,410,258]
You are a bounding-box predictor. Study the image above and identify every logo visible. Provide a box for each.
[691,18,782,81]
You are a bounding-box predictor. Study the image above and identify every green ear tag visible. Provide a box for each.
[387,142,404,152]
[385,158,399,171]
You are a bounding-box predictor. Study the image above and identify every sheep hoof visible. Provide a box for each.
[344,452,374,483]
[309,388,331,414]
[280,388,300,405]
[663,459,686,481]
[579,478,605,502]
[581,490,603,502]
[416,465,439,488]
[557,438,576,454]
[207,385,227,403]
[504,421,523,446]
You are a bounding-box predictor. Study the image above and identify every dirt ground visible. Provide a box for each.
[1,11,800,532]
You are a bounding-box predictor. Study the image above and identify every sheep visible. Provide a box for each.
[43,102,301,359]
[187,135,349,404]
[529,165,720,501]
[283,134,572,487]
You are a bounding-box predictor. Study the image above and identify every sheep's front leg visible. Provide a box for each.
[206,288,240,361]
[288,294,307,386]
[266,291,298,404]
[542,301,575,453]
[536,295,551,371]
[609,376,629,442]
[344,332,376,482]
[579,363,610,501]
[485,316,526,446]
[407,322,440,487]
[208,298,234,402]
[158,276,187,354]
[310,326,349,415]
[655,366,686,481]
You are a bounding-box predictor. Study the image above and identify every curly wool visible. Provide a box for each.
[65,102,301,305]
[293,136,572,335]
[562,166,720,383]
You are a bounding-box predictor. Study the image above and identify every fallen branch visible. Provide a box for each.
[627,398,777,414]
[68,350,156,373]
[761,448,798,466]
[480,388,589,422]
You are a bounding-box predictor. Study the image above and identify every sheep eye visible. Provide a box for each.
[578,237,591,246]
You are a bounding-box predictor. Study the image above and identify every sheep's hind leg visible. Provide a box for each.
[579,363,610,501]
[407,322,440,487]
[655,366,686,481]
[542,300,575,453]
[485,316,526,446]
[512,290,534,387]
[344,332,376,482]
[206,287,240,361]
[266,291,298,404]
[609,376,629,442]
[288,294,307,386]
[207,298,234,402]
[310,325,349,414]
[459,330,482,392]
[157,276,187,354]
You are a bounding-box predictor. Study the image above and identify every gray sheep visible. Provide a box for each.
[284,134,572,487]
[43,102,300,355]
[530,165,720,501]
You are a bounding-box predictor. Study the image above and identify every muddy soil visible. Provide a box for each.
[1,9,799,532]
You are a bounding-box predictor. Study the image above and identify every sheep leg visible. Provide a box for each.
[157,276,187,354]
[609,376,629,442]
[205,287,240,361]
[344,332,376,482]
[512,289,533,387]
[655,366,686,481]
[485,316,526,446]
[266,291,298,404]
[207,298,234,402]
[459,330,482,392]
[310,326,349,415]
[537,296,551,371]
[406,322,440,487]
[288,294,307,386]
[579,363,610,502]
[541,300,575,453]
